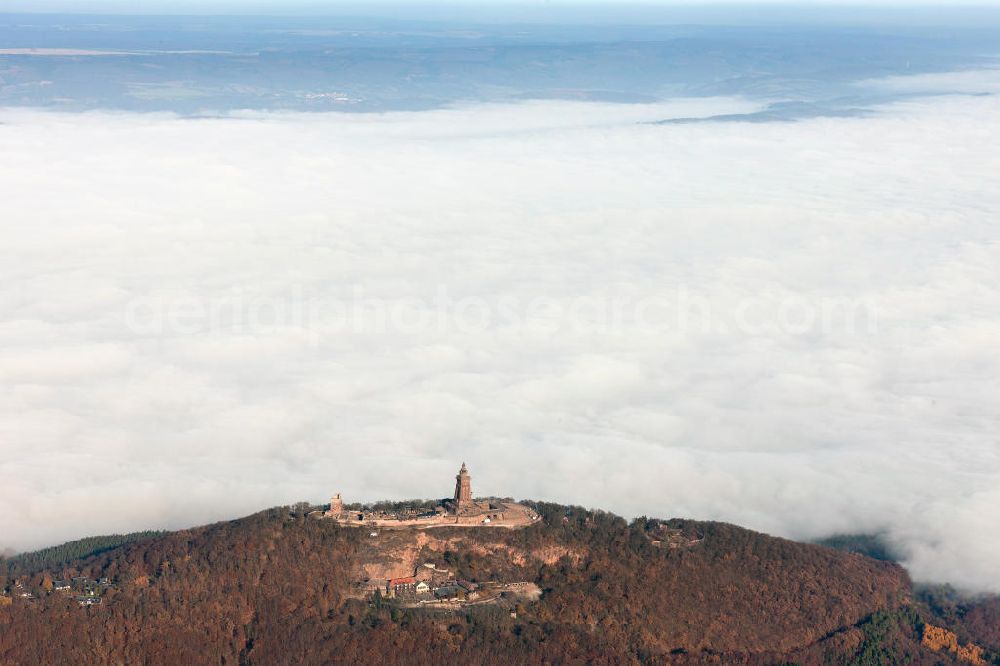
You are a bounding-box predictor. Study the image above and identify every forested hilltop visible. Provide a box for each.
[1,502,997,665]
[3,532,166,574]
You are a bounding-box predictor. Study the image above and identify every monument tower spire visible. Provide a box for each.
[453,462,472,512]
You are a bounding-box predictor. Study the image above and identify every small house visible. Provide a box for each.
[433,585,461,600]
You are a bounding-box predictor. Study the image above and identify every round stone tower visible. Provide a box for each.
[328,492,343,517]
[453,462,473,513]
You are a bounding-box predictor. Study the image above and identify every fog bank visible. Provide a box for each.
[1,91,999,591]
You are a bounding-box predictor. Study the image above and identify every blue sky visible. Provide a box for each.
[6,1,1000,14]
[3,3,999,31]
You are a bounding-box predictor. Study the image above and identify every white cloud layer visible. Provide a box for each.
[1,90,999,592]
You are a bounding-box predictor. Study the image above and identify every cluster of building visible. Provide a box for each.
[647,523,705,549]
[356,561,468,601]
[5,575,111,607]
[325,463,539,529]
[330,463,543,611]
[355,561,538,609]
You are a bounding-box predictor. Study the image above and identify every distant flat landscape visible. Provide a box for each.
[2,13,999,113]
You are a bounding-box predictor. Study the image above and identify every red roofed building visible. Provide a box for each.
[386,576,416,597]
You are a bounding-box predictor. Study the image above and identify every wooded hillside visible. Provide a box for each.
[0,503,994,664]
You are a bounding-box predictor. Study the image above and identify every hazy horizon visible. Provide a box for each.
[5,2,1000,24]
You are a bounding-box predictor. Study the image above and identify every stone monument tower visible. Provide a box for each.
[328,493,343,517]
[453,462,473,513]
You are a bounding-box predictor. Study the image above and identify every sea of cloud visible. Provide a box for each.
[1,88,999,591]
